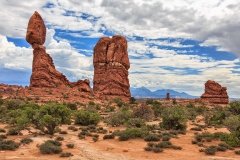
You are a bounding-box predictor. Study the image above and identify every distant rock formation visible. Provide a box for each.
[93,35,131,101]
[0,83,23,94]
[166,93,170,100]
[26,11,91,92]
[201,80,228,104]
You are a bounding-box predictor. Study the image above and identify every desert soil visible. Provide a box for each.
[1,117,240,160]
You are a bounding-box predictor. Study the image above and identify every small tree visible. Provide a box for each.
[133,104,154,121]
[37,103,71,135]
[160,106,187,130]
[229,101,240,115]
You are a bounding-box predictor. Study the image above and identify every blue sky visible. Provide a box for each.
[1,0,240,98]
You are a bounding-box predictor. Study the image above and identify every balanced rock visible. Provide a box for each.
[201,80,229,104]
[26,11,91,92]
[93,35,131,101]
[26,11,46,45]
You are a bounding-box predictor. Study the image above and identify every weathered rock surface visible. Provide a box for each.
[93,35,131,101]
[26,11,91,92]
[201,80,229,104]
[0,83,23,94]
[26,11,46,45]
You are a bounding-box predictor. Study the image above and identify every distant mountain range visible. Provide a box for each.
[130,87,198,99]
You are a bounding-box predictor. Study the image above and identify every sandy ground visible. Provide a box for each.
[1,118,240,160]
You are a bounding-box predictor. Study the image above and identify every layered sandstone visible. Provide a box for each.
[201,80,229,104]
[26,11,91,91]
[93,35,131,100]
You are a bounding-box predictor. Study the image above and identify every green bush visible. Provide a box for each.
[75,110,101,126]
[112,98,124,107]
[20,138,33,144]
[39,141,62,154]
[144,134,160,142]
[235,150,240,155]
[0,140,20,150]
[217,146,227,152]
[60,152,73,157]
[118,128,148,141]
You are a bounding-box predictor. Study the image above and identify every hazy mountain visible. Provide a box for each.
[130,87,197,98]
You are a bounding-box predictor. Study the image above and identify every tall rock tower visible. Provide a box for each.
[93,35,131,101]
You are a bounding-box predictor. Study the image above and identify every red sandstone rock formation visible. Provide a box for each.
[201,80,229,104]
[26,11,91,92]
[93,35,131,100]
[166,93,170,100]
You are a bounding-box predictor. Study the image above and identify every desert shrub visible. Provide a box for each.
[171,145,182,150]
[0,128,6,133]
[74,110,101,126]
[224,115,240,137]
[219,132,240,147]
[160,106,187,131]
[217,146,227,152]
[92,137,98,142]
[39,141,62,154]
[55,136,64,141]
[133,104,154,121]
[7,128,19,135]
[144,134,160,142]
[59,131,68,134]
[155,141,172,148]
[60,152,73,157]
[162,135,171,141]
[68,126,78,131]
[118,128,148,141]
[0,140,20,150]
[126,118,146,128]
[192,140,198,144]
[204,146,217,155]
[229,101,240,115]
[129,97,136,104]
[45,140,62,146]
[0,134,7,140]
[66,103,77,110]
[66,143,74,148]
[112,98,124,107]
[4,99,24,110]
[105,110,132,127]
[146,99,154,105]
[235,150,240,155]
[147,142,155,147]
[186,102,195,108]
[190,127,202,131]
[144,146,153,151]
[20,138,33,144]
[88,101,95,106]
[218,143,230,149]
[151,101,164,116]
[152,147,163,153]
[103,134,115,140]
